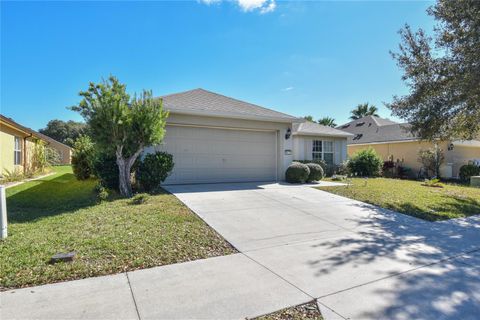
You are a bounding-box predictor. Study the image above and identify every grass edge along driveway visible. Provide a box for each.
[0,166,236,289]
[318,177,480,221]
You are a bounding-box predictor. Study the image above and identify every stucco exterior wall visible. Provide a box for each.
[0,125,28,175]
[293,135,348,165]
[348,141,480,178]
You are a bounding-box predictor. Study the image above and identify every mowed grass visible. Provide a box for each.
[0,166,236,289]
[318,178,480,221]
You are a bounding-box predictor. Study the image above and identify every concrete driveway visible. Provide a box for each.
[166,182,480,319]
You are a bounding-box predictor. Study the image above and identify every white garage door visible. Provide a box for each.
[157,125,277,184]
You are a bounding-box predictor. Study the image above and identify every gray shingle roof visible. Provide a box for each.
[293,121,353,137]
[337,116,418,144]
[161,88,298,122]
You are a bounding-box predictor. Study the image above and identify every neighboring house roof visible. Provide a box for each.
[338,115,418,144]
[293,121,353,138]
[0,114,71,149]
[161,88,300,123]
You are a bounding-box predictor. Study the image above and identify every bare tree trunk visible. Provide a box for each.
[116,145,144,198]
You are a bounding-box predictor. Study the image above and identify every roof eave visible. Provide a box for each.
[293,131,353,138]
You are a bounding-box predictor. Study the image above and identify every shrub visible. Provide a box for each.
[93,152,121,190]
[1,168,24,183]
[347,148,383,177]
[136,152,174,191]
[46,147,62,166]
[305,163,324,182]
[335,161,350,175]
[418,146,445,178]
[285,162,310,183]
[129,193,149,205]
[71,136,95,180]
[94,183,109,202]
[459,164,480,181]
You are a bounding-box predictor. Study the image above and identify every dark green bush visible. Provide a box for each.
[71,136,95,180]
[285,162,310,183]
[459,164,480,181]
[93,152,121,190]
[136,152,174,191]
[305,163,324,182]
[347,148,383,177]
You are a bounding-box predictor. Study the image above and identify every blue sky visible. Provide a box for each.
[1,0,434,130]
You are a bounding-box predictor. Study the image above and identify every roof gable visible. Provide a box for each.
[293,121,353,137]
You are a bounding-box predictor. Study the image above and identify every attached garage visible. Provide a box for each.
[157,125,278,184]
[143,89,350,185]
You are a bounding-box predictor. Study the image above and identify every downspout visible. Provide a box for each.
[23,133,32,174]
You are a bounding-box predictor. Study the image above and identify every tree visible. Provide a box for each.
[349,103,379,120]
[39,119,87,147]
[318,117,337,127]
[304,115,314,122]
[71,76,169,197]
[388,0,480,141]
[418,145,445,178]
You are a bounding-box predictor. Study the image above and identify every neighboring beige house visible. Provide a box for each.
[146,89,351,184]
[338,115,480,178]
[0,115,71,176]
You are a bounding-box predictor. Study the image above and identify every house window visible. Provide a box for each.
[312,140,323,161]
[312,140,334,165]
[14,136,22,165]
[323,141,334,165]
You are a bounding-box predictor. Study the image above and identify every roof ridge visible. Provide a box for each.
[192,88,296,119]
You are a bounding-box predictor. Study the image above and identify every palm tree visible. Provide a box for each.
[318,116,337,127]
[349,103,379,120]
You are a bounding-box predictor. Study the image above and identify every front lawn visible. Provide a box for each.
[318,178,480,221]
[0,166,235,289]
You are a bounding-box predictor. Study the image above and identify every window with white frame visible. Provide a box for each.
[312,140,334,165]
[14,136,22,165]
[312,140,323,160]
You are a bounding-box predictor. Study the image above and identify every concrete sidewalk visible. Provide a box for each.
[2,182,479,319]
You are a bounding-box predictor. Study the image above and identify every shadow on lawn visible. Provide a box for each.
[7,173,99,223]
[307,201,480,318]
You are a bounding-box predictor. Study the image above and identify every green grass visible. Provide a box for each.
[0,166,236,289]
[318,178,480,221]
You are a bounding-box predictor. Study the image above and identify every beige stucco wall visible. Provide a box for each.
[0,123,48,177]
[348,141,480,178]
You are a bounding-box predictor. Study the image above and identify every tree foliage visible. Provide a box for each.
[318,116,337,127]
[71,135,95,180]
[349,103,379,120]
[388,0,480,141]
[39,119,87,147]
[71,76,169,197]
[418,146,445,178]
[304,115,314,122]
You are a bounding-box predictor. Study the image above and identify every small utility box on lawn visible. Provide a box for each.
[1,185,7,239]
[471,176,480,188]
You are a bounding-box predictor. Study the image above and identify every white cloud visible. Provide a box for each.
[282,86,294,91]
[199,0,276,13]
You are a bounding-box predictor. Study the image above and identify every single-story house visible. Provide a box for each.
[145,89,352,184]
[338,115,480,178]
[0,115,72,176]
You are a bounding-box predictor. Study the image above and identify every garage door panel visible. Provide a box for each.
[157,125,277,184]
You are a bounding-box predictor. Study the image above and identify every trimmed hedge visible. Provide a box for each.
[286,162,310,183]
[136,152,174,191]
[306,163,324,182]
[347,148,383,177]
[459,164,480,182]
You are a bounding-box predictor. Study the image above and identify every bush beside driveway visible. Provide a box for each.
[318,178,480,221]
[0,166,236,289]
